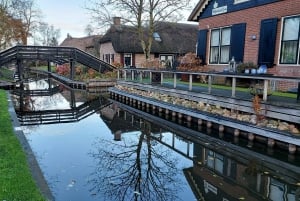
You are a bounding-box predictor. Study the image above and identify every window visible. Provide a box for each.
[153,32,162,42]
[105,54,110,63]
[198,23,245,65]
[210,27,231,64]
[280,16,300,64]
[206,150,224,174]
[160,55,173,69]
[110,54,114,64]
[124,53,132,67]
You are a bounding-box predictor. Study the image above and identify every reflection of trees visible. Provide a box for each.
[89,122,183,201]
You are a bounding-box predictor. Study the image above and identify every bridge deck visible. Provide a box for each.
[0,45,116,82]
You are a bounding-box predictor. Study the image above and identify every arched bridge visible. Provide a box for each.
[0,45,116,81]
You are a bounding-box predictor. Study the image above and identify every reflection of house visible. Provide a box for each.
[101,104,300,200]
[60,34,102,57]
[189,0,300,90]
[100,104,163,139]
[183,144,299,201]
[99,17,198,68]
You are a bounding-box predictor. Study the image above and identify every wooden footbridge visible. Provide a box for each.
[0,45,116,84]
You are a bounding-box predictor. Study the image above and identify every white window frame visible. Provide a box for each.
[279,15,300,66]
[124,53,132,67]
[159,54,173,68]
[209,26,231,65]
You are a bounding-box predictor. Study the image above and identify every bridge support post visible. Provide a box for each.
[47,60,51,72]
[70,59,75,80]
[70,90,76,108]
[16,59,23,81]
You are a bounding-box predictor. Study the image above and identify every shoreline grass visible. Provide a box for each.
[0,89,45,201]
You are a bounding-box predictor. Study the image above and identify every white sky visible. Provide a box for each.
[37,0,198,44]
[38,0,90,42]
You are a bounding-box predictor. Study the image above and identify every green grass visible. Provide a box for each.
[30,65,56,72]
[160,78,297,99]
[0,90,45,201]
[0,67,14,82]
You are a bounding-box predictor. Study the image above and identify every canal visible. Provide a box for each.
[11,78,300,201]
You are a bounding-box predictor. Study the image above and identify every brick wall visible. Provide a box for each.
[99,42,121,64]
[198,0,300,90]
[100,42,158,67]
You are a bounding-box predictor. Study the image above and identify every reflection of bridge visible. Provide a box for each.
[11,79,62,96]
[15,95,111,126]
[111,101,300,201]
[12,86,61,96]
[0,45,116,81]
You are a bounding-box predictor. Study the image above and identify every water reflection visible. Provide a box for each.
[11,78,111,125]
[103,103,300,201]
[10,80,300,201]
[89,123,185,201]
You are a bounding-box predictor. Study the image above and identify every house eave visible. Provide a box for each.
[188,0,211,22]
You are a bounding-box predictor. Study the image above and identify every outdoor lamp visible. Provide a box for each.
[229,57,236,73]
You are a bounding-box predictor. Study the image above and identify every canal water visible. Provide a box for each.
[11,79,300,201]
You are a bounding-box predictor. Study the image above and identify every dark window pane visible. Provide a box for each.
[280,41,298,64]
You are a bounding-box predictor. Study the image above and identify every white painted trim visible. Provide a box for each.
[208,26,232,65]
[234,0,250,5]
[278,14,300,66]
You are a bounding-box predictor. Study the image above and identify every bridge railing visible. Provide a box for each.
[0,45,116,72]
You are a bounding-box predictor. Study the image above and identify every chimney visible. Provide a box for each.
[113,17,121,26]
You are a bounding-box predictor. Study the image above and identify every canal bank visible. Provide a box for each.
[3,79,300,200]
[109,80,300,155]
[0,90,54,201]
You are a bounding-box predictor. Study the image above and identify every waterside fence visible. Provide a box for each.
[110,68,300,154]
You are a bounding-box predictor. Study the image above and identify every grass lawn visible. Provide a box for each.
[30,65,56,72]
[0,67,14,82]
[159,78,297,99]
[0,90,45,201]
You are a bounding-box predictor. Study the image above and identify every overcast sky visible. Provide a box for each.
[38,0,198,44]
[38,0,90,42]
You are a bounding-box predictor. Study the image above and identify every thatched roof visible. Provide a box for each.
[100,21,199,54]
[60,35,102,51]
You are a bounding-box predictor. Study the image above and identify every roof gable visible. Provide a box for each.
[188,0,281,21]
[100,21,198,54]
[60,35,102,50]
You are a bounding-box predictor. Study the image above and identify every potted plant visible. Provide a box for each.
[236,62,257,74]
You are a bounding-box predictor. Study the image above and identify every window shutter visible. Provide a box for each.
[258,18,278,67]
[230,23,246,63]
[197,29,208,64]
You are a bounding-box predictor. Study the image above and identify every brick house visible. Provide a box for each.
[99,17,198,69]
[188,0,300,90]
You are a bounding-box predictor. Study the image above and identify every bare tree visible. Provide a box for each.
[35,22,60,46]
[88,121,183,201]
[8,0,41,45]
[85,0,192,60]
[84,24,94,36]
[0,0,60,47]
[0,0,24,49]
